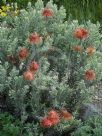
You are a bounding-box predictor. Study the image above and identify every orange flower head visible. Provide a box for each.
[40,117,53,128]
[42,8,53,17]
[84,69,96,80]
[74,28,88,39]
[47,110,60,125]
[23,71,34,81]
[72,46,82,52]
[28,61,39,72]
[86,46,95,56]
[28,32,42,45]
[18,48,28,59]
[60,109,73,120]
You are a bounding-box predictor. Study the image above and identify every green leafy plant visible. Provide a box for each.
[72,115,102,136]
[0,113,21,136]
[0,0,102,135]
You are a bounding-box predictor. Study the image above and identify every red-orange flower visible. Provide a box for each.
[74,28,88,39]
[60,109,73,120]
[84,69,96,80]
[72,46,82,52]
[18,48,28,59]
[42,8,53,17]
[23,71,34,81]
[86,46,95,56]
[47,110,60,125]
[28,32,42,45]
[40,117,53,128]
[28,61,39,72]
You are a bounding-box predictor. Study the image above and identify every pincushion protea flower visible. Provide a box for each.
[23,71,34,81]
[86,46,95,56]
[28,32,42,45]
[28,61,39,72]
[47,109,60,125]
[40,109,60,128]
[72,45,82,52]
[42,8,53,17]
[74,28,88,39]
[40,117,52,128]
[84,69,96,80]
[18,48,28,60]
[60,109,73,120]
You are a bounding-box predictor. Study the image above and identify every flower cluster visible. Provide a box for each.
[0,1,101,135]
[17,32,42,81]
[23,61,39,81]
[40,109,73,128]
[72,28,96,81]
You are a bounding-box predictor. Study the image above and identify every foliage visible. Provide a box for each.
[0,4,19,17]
[56,0,102,22]
[0,0,102,135]
[0,113,21,136]
[0,0,102,22]
[72,115,102,136]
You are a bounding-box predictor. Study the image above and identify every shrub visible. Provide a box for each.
[0,113,21,136]
[72,115,102,136]
[0,0,102,135]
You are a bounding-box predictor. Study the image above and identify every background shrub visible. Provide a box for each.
[72,115,102,136]
[0,0,102,22]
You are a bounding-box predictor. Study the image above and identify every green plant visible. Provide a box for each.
[0,0,102,135]
[72,115,102,136]
[0,113,21,136]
